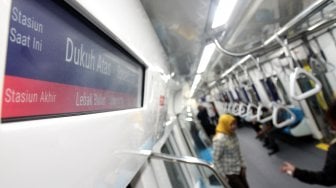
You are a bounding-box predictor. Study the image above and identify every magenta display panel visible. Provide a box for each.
[2,0,144,121]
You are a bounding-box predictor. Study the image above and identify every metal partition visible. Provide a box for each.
[135,150,231,188]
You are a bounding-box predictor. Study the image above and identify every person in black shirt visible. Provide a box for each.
[281,101,336,186]
[197,105,215,139]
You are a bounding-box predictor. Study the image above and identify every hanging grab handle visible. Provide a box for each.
[275,35,295,69]
[229,103,235,114]
[257,104,273,123]
[239,103,248,117]
[226,103,232,113]
[232,103,240,116]
[272,104,296,128]
[289,67,322,101]
[245,103,258,122]
[309,56,335,73]
[223,103,228,113]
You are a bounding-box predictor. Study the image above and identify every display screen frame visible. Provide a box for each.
[2,0,145,122]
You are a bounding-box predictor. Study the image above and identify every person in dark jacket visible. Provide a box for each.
[197,105,215,139]
[281,101,336,186]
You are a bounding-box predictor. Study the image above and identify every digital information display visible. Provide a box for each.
[2,0,144,121]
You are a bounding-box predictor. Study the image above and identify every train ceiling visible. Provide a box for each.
[140,0,317,92]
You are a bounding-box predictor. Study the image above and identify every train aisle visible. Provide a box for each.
[236,127,336,188]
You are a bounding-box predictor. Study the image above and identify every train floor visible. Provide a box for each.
[236,126,336,188]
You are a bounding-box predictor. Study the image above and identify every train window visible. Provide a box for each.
[260,77,280,102]
[237,87,249,103]
[274,76,291,104]
[2,0,144,122]
[229,90,238,101]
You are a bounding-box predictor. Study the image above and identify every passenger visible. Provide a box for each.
[213,114,249,188]
[243,108,262,137]
[280,101,336,186]
[197,105,215,139]
[209,101,220,125]
[257,123,279,155]
[245,119,262,138]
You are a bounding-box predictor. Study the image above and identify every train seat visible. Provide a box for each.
[281,108,312,137]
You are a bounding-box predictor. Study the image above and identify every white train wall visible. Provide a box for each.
[0,0,170,187]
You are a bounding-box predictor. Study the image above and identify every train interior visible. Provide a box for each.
[0,0,336,187]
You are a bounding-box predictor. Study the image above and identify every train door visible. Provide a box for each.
[292,42,335,142]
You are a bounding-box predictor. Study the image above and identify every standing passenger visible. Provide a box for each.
[280,101,336,186]
[209,102,220,125]
[213,114,249,188]
[197,105,215,139]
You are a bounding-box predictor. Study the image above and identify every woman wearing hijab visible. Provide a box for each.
[281,101,336,186]
[213,114,249,188]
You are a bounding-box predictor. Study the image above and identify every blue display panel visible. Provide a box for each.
[2,0,144,121]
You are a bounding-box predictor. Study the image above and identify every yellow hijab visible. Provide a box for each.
[216,114,236,135]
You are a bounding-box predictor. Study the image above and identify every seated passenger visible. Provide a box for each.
[256,108,280,155]
[257,123,279,155]
[213,114,249,188]
[281,101,336,186]
[248,119,262,138]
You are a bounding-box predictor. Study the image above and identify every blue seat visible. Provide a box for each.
[282,107,304,134]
